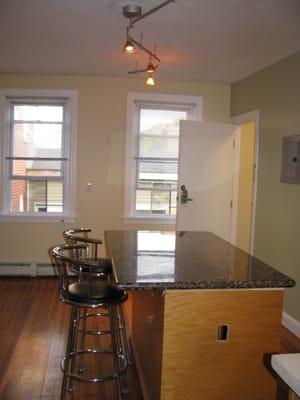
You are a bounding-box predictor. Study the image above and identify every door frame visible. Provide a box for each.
[230,110,260,256]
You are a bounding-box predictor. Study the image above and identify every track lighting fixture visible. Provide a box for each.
[146,62,155,74]
[123,39,135,54]
[122,0,176,85]
[146,74,155,86]
[122,27,136,54]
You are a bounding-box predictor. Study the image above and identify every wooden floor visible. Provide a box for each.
[0,278,299,400]
[0,278,142,400]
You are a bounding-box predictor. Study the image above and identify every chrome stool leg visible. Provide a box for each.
[118,304,132,366]
[61,305,80,400]
[78,307,87,372]
[113,307,128,394]
[109,306,123,400]
[68,306,80,393]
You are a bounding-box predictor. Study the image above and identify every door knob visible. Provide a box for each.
[180,184,193,204]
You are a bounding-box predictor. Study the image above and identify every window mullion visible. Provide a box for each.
[10,175,63,182]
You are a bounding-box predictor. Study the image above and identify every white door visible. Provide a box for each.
[176,120,240,241]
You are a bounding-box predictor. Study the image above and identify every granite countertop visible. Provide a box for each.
[105,230,296,290]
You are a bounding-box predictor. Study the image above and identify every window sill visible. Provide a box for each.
[123,215,176,225]
[0,213,75,223]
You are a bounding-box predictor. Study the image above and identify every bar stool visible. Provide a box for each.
[51,244,129,400]
[62,228,132,366]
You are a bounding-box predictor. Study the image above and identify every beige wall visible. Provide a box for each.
[231,51,300,320]
[0,74,230,262]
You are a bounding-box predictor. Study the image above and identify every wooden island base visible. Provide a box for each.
[128,289,283,400]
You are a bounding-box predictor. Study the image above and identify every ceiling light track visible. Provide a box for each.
[122,0,176,85]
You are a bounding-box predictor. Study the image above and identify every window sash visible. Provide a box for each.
[134,104,189,216]
[8,101,66,155]
[4,97,69,215]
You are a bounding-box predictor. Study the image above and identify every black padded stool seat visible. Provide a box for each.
[78,257,112,274]
[68,255,112,278]
[66,280,127,305]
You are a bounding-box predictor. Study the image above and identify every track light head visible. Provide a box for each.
[123,39,135,54]
[146,74,155,86]
[146,62,155,73]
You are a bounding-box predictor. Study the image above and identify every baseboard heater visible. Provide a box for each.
[0,262,57,277]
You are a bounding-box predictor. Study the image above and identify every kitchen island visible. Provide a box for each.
[105,230,295,400]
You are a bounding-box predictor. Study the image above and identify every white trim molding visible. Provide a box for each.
[0,262,56,277]
[282,311,300,339]
[231,110,260,255]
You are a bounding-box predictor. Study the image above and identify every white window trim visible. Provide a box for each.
[0,88,78,222]
[123,92,203,224]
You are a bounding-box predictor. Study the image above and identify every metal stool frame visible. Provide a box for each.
[51,244,128,400]
[62,228,132,366]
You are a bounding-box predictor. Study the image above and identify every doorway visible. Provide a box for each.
[231,110,259,255]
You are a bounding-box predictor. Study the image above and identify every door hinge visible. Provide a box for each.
[230,200,233,208]
[233,139,235,148]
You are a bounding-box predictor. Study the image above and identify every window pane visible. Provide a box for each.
[136,190,151,214]
[11,180,63,213]
[139,136,179,158]
[140,109,186,136]
[170,191,177,216]
[137,160,178,191]
[12,123,62,158]
[12,159,62,177]
[14,105,63,122]
[136,189,176,215]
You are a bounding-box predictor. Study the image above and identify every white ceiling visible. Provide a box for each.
[0,0,300,83]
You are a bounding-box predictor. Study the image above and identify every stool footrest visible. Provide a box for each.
[61,352,127,383]
[80,311,109,319]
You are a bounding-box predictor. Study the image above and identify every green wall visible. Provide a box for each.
[231,52,300,321]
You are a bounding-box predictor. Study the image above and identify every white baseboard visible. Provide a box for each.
[282,311,300,338]
[0,262,56,277]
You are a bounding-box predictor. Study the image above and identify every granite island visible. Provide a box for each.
[105,230,295,400]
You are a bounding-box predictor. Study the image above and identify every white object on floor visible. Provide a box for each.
[271,353,300,397]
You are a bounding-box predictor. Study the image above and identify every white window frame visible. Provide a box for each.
[0,88,77,222]
[124,92,203,224]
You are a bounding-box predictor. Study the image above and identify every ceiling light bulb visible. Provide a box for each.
[147,62,155,73]
[146,74,155,86]
[123,39,135,54]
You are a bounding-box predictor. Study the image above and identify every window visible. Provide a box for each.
[0,89,77,221]
[124,92,202,224]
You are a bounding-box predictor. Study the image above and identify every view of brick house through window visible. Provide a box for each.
[10,103,64,213]
[136,108,188,216]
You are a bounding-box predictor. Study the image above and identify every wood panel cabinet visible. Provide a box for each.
[130,289,283,400]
